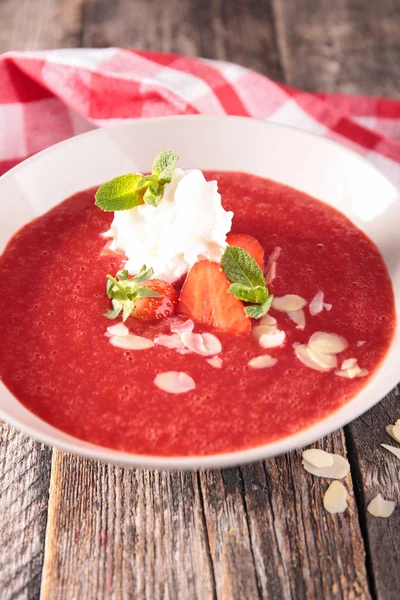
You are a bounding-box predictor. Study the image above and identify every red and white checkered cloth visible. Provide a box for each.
[1,48,400,184]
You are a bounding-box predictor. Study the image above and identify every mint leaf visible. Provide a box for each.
[95,174,146,211]
[152,150,179,184]
[222,245,274,320]
[221,246,265,288]
[228,283,268,304]
[143,181,163,207]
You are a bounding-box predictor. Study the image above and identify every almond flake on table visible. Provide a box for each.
[308,331,348,355]
[386,422,400,443]
[272,294,307,312]
[154,371,196,394]
[302,453,350,479]
[106,322,129,337]
[323,481,348,514]
[248,355,278,369]
[382,444,400,459]
[287,308,306,329]
[109,334,154,350]
[206,356,223,368]
[367,494,395,518]
[302,449,333,468]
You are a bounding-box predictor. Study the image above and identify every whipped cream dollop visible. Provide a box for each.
[105,168,233,283]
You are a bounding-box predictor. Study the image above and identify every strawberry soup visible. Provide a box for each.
[0,164,395,457]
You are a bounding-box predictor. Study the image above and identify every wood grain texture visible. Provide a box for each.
[0,0,83,53]
[82,0,284,81]
[272,0,400,96]
[0,423,51,600]
[200,431,370,600]
[40,450,215,600]
[347,385,400,600]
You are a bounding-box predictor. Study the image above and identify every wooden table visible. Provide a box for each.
[0,1,399,598]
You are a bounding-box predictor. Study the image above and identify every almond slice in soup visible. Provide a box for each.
[252,324,278,341]
[306,346,337,369]
[287,309,306,329]
[302,449,334,468]
[302,454,350,479]
[309,291,324,316]
[180,331,222,356]
[248,355,278,369]
[308,331,348,355]
[341,358,358,370]
[259,330,286,349]
[295,344,331,372]
[206,356,223,369]
[106,322,129,337]
[260,314,277,327]
[109,334,154,350]
[367,494,395,518]
[171,319,194,334]
[154,333,187,351]
[272,294,307,312]
[154,371,196,394]
[323,481,348,514]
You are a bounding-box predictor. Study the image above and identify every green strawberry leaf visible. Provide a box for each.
[105,266,161,321]
[152,150,179,184]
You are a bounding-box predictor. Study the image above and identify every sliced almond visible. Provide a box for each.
[154,371,195,394]
[302,454,350,479]
[109,334,154,350]
[154,333,186,351]
[267,246,281,264]
[259,330,286,349]
[265,261,276,285]
[335,366,368,379]
[367,494,395,518]
[391,424,400,443]
[248,355,278,369]
[356,340,366,347]
[252,325,278,341]
[295,344,331,372]
[306,346,337,369]
[206,356,223,369]
[323,303,332,311]
[309,291,324,316]
[288,308,306,329]
[181,331,222,356]
[323,481,348,514]
[308,331,348,355]
[302,448,334,468]
[382,444,400,459]
[106,323,129,337]
[341,358,358,370]
[171,319,194,334]
[272,294,307,312]
[260,314,277,327]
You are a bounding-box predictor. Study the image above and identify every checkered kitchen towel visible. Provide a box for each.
[1,48,400,184]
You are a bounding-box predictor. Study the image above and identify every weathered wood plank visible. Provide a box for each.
[272,0,400,96]
[40,450,215,600]
[0,0,83,53]
[347,386,400,600]
[0,423,52,600]
[82,0,284,81]
[200,430,370,600]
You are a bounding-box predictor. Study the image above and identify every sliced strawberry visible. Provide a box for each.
[130,280,179,321]
[178,261,251,334]
[226,234,265,271]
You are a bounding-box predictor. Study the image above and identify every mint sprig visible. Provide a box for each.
[95,150,179,212]
[221,246,273,319]
[105,265,161,322]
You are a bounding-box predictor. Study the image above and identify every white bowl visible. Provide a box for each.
[1,115,399,469]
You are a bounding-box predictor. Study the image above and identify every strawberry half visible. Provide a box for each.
[226,234,265,271]
[130,280,179,321]
[178,261,251,334]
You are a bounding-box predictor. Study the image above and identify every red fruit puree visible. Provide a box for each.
[0,172,395,456]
